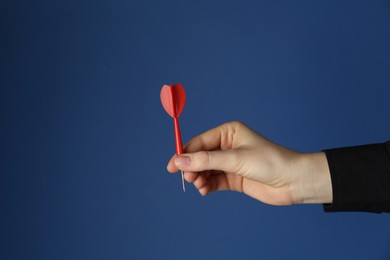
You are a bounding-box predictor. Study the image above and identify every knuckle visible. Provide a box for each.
[227,120,245,128]
[225,121,248,137]
[221,121,247,149]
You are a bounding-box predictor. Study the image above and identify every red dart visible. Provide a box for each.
[160,83,187,192]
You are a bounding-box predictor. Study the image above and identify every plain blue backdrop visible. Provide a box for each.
[2,0,390,259]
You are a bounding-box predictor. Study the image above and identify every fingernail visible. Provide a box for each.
[175,156,191,167]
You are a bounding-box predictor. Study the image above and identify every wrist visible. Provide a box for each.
[290,152,333,204]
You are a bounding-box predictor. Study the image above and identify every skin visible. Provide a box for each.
[167,121,333,206]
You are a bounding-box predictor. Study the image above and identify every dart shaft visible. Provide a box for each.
[174,118,185,192]
[173,117,183,155]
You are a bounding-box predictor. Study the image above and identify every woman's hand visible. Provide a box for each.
[167,121,332,205]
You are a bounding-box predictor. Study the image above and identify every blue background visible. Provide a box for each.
[2,0,390,259]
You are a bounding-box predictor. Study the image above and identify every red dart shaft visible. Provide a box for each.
[174,117,184,155]
[174,116,186,192]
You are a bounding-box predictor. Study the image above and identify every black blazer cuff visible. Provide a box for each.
[323,141,390,213]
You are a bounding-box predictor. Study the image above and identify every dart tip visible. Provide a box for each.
[181,171,186,192]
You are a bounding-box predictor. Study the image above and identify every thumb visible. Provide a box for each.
[174,150,241,174]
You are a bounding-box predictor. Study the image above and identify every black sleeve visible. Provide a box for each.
[323,141,390,213]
